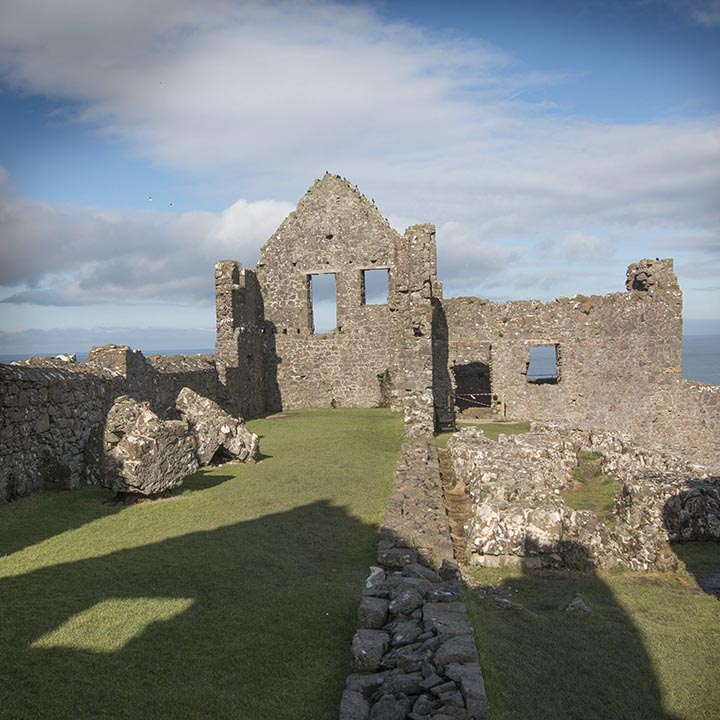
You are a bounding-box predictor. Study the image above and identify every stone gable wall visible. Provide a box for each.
[253,174,407,411]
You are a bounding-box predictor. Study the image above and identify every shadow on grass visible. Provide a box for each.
[0,471,240,559]
[0,487,126,559]
[1,500,377,720]
[466,545,681,720]
[671,542,720,599]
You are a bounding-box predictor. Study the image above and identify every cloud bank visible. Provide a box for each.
[0,0,718,316]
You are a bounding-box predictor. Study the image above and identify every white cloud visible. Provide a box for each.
[0,193,292,304]
[0,0,717,317]
[664,0,720,27]
[563,232,612,262]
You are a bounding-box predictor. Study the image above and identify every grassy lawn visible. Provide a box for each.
[465,543,720,720]
[0,409,403,720]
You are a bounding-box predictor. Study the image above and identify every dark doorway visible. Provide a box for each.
[452,361,492,410]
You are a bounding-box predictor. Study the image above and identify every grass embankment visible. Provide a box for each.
[0,409,403,720]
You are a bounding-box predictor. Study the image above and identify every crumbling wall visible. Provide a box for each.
[0,345,230,503]
[253,174,405,410]
[214,261,266,418]
[392,224,441,436]
[440,258,720,465]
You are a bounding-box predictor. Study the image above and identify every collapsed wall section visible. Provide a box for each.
[0,345,229,503]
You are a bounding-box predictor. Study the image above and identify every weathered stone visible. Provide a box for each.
[351,630,390,673]
[358,596,390,629]
[445,664,488,720]
[566,595,592,613]
[346,672,390,697]
[369,694,412,720]
[403,563,443,584]
[382,642,432,672]
[340,689,370,720]
[422,603,473,638]
[102,396,198,495]
[433,636,478,667]
[377,544,419,568]
[175,387,259,465]
[376,671,424,697]
[391,620,423,647]
[389,588,424,616]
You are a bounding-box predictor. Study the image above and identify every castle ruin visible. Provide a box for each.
[1,172,719,502]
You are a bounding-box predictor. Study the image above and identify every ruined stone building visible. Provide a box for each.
[1,173,719,502]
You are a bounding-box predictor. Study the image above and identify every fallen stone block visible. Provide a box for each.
[102,396,198,495]
[176,387,259,464]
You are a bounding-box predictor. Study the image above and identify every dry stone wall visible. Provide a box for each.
[341,440,488,719]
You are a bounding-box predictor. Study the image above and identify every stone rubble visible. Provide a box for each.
[449,426,719,572]
[175,387,259,464]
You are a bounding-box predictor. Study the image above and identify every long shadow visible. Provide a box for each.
[662,478,720,598]
[0,471,237,560]
[465,543,680,720]
[1,500,377,720]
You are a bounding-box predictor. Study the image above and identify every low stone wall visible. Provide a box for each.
[449,426,718,572]
[378,440,454,570]
[0,363,116,501]
[340,440,488,719]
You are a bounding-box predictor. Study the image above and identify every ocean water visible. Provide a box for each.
[1,338,719,386]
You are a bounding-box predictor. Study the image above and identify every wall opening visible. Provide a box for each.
[451,361,492,410]
[527,344,559,384]
[361,268,389,305]
[309,273,336,334]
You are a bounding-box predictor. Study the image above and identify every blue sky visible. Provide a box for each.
[0,0,718,354]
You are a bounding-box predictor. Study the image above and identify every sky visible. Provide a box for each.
[0,0,719,354]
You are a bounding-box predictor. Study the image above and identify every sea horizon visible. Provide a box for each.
[2,334,719,387]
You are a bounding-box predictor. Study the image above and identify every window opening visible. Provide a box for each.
[527,345,559,384]
[310,273,336,334]
[361,268,389,305]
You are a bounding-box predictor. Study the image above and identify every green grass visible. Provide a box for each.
[435,421,530,448]
[0,408,403,720]
[465,544,720,720]
[562,450,622,521]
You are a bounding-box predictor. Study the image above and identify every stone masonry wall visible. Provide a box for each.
[1,362,116,501]
[441,258,718,469]
[253,174,405,411]
[214,261,266,418]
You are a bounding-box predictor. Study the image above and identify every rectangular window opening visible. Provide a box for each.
[527,344,559,384]
[361,268,389,305]
[310,273,337,334]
